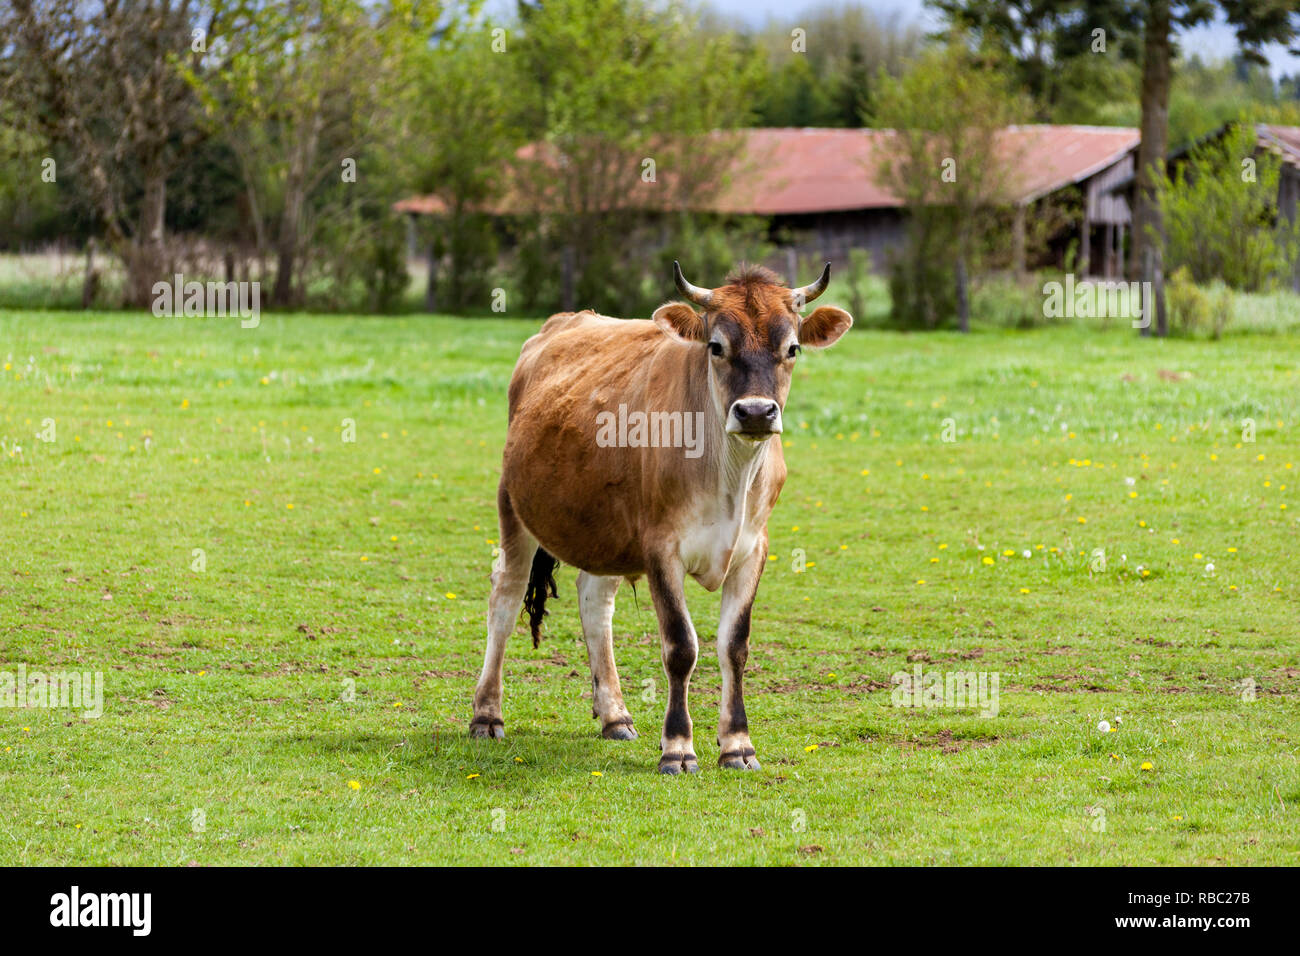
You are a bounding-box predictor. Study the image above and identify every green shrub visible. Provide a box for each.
[1167,266,1211,337]
[971,274,1051,328]
[1157,121,1300,292]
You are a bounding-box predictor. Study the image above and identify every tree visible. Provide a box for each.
[407,25,519,311]
[0,0,212,306]
[873,44,1030,331]
[931,0,1300,336]
[183,0,429,306]
[744,2,923,128]
[1157,120,1300,290]
[509,0,763,314]
[835,42,875,125]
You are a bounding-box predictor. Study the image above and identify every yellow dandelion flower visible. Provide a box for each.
[348,780,361,790]
[1140,762,1153,771]
[805,745,819,753]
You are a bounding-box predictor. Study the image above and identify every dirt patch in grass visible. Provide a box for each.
[872,729,1004,754]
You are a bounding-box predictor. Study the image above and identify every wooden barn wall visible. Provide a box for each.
[769,209,907,274]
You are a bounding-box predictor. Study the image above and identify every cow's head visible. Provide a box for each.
[652,262,852,440]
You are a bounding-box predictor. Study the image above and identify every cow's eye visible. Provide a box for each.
[787,344,801,359]
[708,342,724,357]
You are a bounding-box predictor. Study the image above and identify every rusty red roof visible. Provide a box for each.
[395,125,1139,217]
[1258,125,1300,168]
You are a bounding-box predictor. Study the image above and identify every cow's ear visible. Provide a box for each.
[652,302,706,343]
[799,306,853,349]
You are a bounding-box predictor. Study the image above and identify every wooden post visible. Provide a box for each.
[1012,203,1026,278]
[561,245,576,313]
[955,256,969,334]
[1079,193,1091,277]
[424,239,438,313]
[81,238,99,309]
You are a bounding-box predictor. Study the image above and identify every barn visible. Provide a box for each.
[697,126,1139,278]
[395,125,1141,283]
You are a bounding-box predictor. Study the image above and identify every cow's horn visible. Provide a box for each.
[792,262,831,306]
[673,260,713,308]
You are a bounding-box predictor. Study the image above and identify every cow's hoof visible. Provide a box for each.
[719,750,760,770]
[657,752,700,774]
[468,717,505,739]
[601,719,638,740]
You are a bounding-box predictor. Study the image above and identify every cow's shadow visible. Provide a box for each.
[296,725,663,778]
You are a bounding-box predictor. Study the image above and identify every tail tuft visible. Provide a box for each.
[523,548,559,648]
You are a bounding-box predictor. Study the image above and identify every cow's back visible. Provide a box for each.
[501,310,685,574]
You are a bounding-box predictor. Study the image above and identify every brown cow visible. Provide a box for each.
[470,262,852,772]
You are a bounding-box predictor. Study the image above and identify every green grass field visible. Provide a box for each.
[1,309,1297,865]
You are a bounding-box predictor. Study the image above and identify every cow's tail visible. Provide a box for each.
[523,547,559,649]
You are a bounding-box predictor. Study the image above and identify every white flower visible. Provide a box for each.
[1125,476,1136,486]
[1206,563,1215,573]
[1097,720,1111,733]
[1022,549,1031,558]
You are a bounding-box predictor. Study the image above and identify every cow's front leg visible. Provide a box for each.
[647,555,699,774]
[716,538,766,770]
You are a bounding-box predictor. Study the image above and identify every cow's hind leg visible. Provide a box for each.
[470,486,537,739]
[647,556,699,774]
[577,571,637,739]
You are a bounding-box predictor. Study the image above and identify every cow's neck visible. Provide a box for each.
[713,431,771,517]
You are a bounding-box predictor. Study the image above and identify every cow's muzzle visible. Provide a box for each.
[727,398,782,438]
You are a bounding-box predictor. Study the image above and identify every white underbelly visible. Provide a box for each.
[680,516,760,592]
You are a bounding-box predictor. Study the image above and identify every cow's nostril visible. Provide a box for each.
[732,400,780,428]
